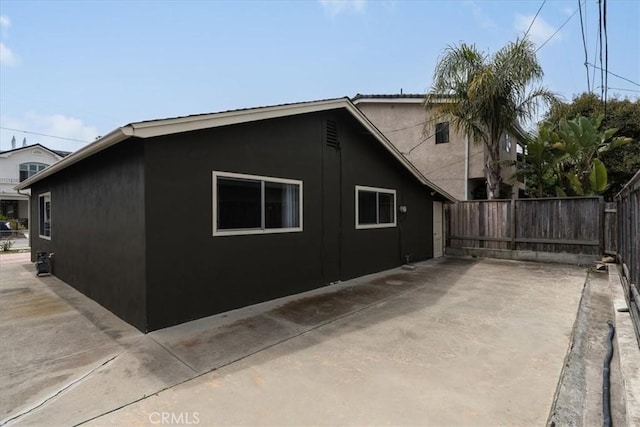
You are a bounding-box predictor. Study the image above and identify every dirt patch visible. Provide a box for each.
[0,291,70,323]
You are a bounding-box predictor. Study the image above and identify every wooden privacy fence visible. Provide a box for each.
[616,170,640,346]
[446,197,608,261]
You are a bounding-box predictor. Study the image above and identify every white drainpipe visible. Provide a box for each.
[464,134,469,200]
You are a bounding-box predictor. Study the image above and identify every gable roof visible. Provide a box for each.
[15,98,456,201]
[0,143,71,159]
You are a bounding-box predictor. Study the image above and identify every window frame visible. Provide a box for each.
[355,185,397,229]
[19,162,49,182]
[503,133,512,152]
[212,171,303,237]
[435,122,450,144]
[38,192,52,240]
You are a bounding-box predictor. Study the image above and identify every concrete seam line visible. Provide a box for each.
[0,335,146,426]
[147,336,199,375]
[1,340,133,378]
[73,278,432,426]
[545,270,590,426]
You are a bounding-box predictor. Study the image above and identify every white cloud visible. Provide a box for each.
[0,42,17,66]
[1,112,99,152]
[464,0,495,30]
[0,15,17,66]
[319,0,366,16]
[515,14,561,47]
[0,15,10,30]
[39,113,99,144]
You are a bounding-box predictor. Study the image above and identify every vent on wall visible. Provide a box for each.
[326,119,339,148]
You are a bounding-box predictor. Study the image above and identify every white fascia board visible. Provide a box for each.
[352,97,425,105]
[14,126,134,190]
[352,97,453,105]
[129,99,349,138]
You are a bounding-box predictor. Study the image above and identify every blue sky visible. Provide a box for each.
[1,0,638,152]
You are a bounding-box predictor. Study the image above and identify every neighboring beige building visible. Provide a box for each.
[353,94,523,200]
[0,141,70,225]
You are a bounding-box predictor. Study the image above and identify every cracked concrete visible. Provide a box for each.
[1,252,593,426]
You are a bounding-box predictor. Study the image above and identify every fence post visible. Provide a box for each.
[510,199,516,250]
[599,197,605,256]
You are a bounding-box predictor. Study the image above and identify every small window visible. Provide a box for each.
[213,172,302,236]
[503,134,512,152]
[39,193,51,240]
[435,122,449,144]
[19,162,48,182]
[355,186,397,229]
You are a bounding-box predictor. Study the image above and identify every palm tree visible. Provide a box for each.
[426,37,556,199]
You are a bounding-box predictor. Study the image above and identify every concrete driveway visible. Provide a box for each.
[1,253,587,426]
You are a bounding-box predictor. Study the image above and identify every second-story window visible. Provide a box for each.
[503,134,512,152]
[19,163,48,182]
[435,122,449,144]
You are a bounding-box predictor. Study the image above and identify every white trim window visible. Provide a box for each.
[213,171,303,236]
[355,185,397,229]
[20,162,49,182]
[39,192,52,240]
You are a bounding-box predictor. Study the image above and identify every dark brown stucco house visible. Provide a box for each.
[16,98,454,332]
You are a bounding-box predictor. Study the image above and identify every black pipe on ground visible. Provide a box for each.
[603,320,615,427]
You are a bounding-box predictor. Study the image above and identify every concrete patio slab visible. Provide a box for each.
[1,253,590,426]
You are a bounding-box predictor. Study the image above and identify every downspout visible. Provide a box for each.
[464,134,470,200]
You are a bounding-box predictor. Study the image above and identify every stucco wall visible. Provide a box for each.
[356,100,522,200]
[356,102,467,200]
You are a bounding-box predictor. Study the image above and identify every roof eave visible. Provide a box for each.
[14,126,134,191]
[0,143,66,159]
[129,98,350,138]
[14,97,456,202]
[352,97,426,105]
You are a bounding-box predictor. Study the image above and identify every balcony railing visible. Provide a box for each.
[0,178,20,184]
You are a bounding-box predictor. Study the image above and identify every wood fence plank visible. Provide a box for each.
[447,197,604,255]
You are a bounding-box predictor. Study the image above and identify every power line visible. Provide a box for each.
[591,2,599,92]
[385,119,428,134]
[578,0,591,92]
[400,132,494,177]
[383,110,450,134]
[524,0,547,40]
[598,0,604,105]
[395,112,449,154]
[603,0,609,115]
[535,1,583,53]
[403,130,438,156]
[586,63,640,87]
[421,150,485,177]
[0,127,92,144]
[596,86,640,93]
